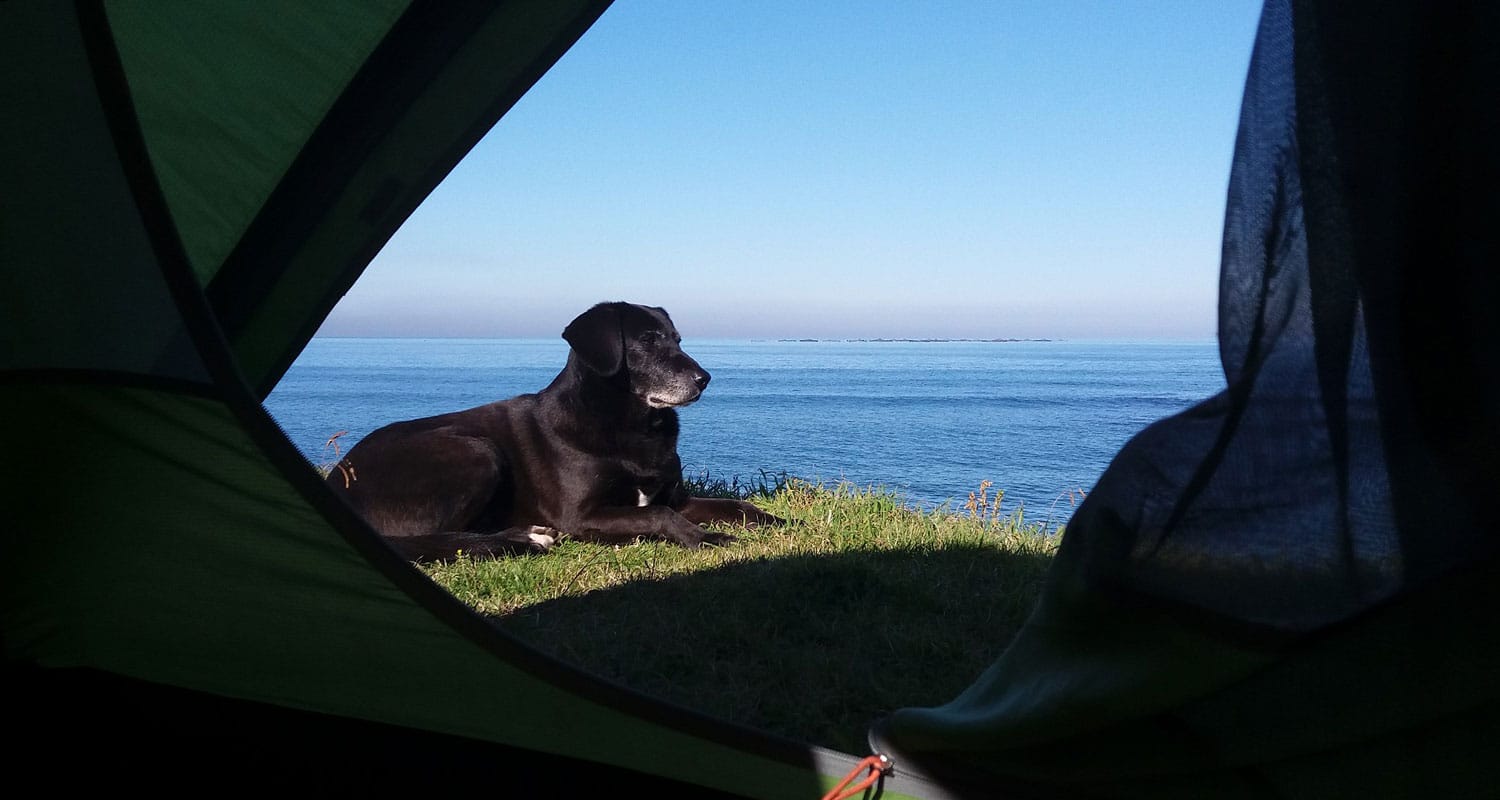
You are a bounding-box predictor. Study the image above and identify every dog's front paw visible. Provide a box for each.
[700,530,738,548]
[738,509,792,528]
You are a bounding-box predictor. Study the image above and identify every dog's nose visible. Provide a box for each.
[693,370,711,390]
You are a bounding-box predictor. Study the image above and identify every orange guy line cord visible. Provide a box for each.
[821,754,892,800]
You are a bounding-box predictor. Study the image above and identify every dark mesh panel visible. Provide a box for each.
[1056,0,1499,634]
[876,2,1500,793]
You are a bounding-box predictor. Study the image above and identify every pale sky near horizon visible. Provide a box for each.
[317,1,1265,341]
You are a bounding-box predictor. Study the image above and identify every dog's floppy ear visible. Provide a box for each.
[562,302,625,375]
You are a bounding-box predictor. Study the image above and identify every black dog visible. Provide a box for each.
[325,301,787,561]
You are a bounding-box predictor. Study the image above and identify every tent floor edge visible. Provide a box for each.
[6,662,754,797]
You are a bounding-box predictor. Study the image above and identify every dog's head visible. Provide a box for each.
[562,302,711,408]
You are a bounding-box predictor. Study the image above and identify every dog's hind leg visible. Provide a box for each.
[384,526,559,563]
[500,525,560,552]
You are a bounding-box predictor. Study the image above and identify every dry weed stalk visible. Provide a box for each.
[964,479,1006,526]
[322,430,356,488]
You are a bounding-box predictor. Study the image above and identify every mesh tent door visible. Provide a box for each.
[875,0,1500,796]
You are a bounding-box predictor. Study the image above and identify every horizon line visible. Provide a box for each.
[307,333,1219,343]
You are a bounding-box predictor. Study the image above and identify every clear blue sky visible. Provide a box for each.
[318,1,1265,341]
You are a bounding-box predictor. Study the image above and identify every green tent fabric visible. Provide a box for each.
[5,1,1498,797]
[1,3,909,797]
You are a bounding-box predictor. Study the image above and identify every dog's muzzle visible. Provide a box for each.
[646,390,701,409]
[646,370,709,408]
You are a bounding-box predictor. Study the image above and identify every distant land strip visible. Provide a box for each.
[774,337,1057,343]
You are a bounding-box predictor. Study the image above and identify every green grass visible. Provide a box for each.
[424,475,1062,754]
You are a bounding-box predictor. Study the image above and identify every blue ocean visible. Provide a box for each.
[265,338,1224,524]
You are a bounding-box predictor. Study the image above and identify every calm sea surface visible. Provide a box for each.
[265,338,1225,523]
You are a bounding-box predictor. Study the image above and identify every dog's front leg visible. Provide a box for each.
[675,496,788,528]
[571,505,734,548]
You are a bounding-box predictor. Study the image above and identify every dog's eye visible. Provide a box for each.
[639,331,662,343]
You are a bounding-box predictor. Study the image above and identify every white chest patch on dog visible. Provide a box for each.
[637,489,651,507]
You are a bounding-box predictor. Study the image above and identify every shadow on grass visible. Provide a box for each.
[492,542,1055,754]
